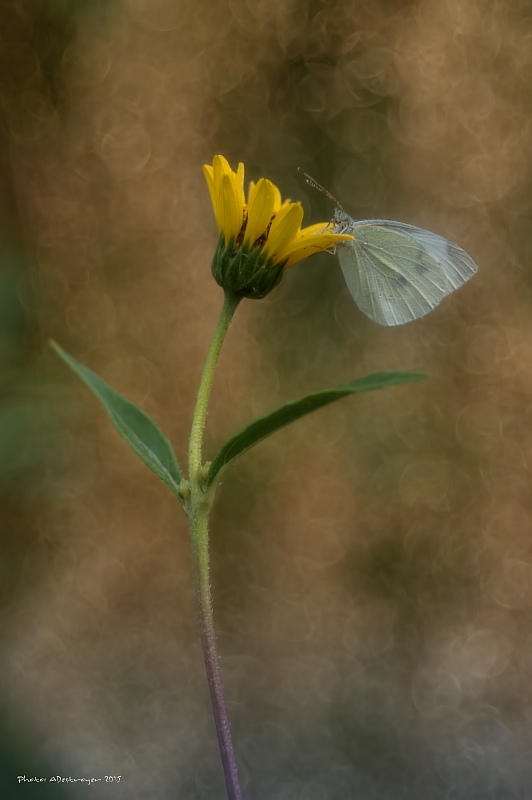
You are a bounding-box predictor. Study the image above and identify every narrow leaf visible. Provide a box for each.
[207,371,427,487]
[51,341,182,495]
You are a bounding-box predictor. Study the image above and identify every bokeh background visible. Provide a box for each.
[0,0,531,797]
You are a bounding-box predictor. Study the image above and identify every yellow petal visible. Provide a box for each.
[299,230,353,246]
[219,173,243,245]
[265,203,304,261]
[299,222,333,236]
[282,232,354,269]
[235,162,245,208]
[248,180,256,205]
[213,154,232,183]
[203,165,221,229]
[245,178,276,246]
[213,156,230,215]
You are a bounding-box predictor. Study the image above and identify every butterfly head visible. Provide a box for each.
[331,206,353,236]
[297,168,354,237]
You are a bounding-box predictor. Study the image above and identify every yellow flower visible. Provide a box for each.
[204,156,353,298]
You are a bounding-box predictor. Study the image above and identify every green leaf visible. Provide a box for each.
[51,341,182,495]
[206,371,427,487]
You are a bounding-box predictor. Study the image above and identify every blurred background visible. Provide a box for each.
[0,0,531,797]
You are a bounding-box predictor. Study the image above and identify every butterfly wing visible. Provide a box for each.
[335,219,478,326]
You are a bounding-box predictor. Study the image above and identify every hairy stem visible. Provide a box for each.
[189,290,240,487]
[190,502,243,800]
[187,289,243,800]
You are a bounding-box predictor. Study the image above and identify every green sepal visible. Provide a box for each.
[206,371,428,487]
[51,341,183,497]
[211,234,285,299]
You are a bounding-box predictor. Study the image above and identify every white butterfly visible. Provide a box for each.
[299,170,478,326]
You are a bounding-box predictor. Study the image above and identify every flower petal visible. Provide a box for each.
[245,178,276,246]
[213,154,232,183]
[298,222,333,236]
[219,173,243,245]
[235,162,245,208]
[203,165,221,229]
[281,232,354,269]
[264,203,304,262]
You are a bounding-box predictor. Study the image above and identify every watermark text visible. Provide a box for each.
[17,775,121,784]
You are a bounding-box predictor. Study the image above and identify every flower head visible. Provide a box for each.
[204,155,353,298]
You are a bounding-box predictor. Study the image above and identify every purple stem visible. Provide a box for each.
[191,502,243,800]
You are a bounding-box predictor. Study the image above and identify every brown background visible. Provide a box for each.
[0,0,530,798]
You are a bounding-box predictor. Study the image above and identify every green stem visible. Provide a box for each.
[189,290,240,492]
[187,289,243,800]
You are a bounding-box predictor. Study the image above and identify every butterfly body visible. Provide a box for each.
[330,209,478,326]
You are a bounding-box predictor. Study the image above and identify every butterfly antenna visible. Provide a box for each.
[297,167,343,208]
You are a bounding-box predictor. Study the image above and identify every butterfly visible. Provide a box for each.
[298,169,478,326]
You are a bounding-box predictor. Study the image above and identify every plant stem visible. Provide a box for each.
[189,290,240,486]
[187,289,243,800]
[190,501,243,800]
